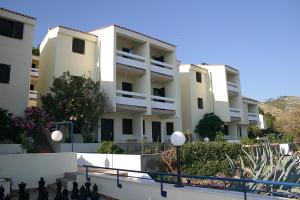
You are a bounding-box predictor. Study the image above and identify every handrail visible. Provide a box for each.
[83,165,300,199]
[116,90,147,98]
[151,95,175,102]
[116,50,146,62]
[227,81,238,88]
[230,108,240,113]
[248,112,258,117]
[150,59,172,69]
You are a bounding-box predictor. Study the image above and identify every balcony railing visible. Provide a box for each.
[151,95,175,110]
[150,59,173,76]
[227,81,239,93]
[230,107,241,118]
[29,90,37,99]
[30,68,39,77]
[116,90,147,107]
[116,50,146,70]
[248,113,258,121]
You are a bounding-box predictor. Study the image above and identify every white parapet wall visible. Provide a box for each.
[0,152,77,189]
[53,143,99,153]
[76,173,286,200]
[0,144,22,154]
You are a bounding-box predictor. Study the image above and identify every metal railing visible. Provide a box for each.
[83,165,300,199]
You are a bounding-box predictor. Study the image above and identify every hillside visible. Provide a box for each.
[259,96,300,138]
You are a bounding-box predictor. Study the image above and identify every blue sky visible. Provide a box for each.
[1,0,300,101]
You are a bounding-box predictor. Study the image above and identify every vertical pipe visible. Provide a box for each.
[70,121,74,152]
[175,146,183,187]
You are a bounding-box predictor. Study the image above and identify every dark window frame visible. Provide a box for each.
[197,98,203,109]
[0,63,11,84]
[0,17,24,40]
[196,72,202,83]
[122,118,133,135]
[72,38,85,54]
[223,125,229,135]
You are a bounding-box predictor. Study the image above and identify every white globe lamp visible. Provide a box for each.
[51,130,63,142]
[170,131,186,147]
[170,131,186,187]
[204,137,210,143]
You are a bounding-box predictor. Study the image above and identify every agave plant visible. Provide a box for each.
[226,142,300,195]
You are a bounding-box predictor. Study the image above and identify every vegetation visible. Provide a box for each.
[215,131,226,143]
[0,108,23,143]
[162,142,242,176]
[226,143,300,195]
[32,46,39,56]
[194,113,224,140]
[260,96,300,140]
[97,141,124,154]
[41,71,106,142]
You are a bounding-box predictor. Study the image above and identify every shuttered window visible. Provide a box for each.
[0,64,11,83]
[0,17,24,40]
[72,38,85,54]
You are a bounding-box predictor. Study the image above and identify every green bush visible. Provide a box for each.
[97,141,124,154]
[281,134,294,143]
[240,137,255,145]
[215,131,226,143]
[0,108,23,143]
[180,142,242,176]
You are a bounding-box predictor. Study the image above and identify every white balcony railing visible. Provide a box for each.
[227,81,239,93]
[116,50,146,70]
[151,95,175,110]
[248,113,259,121]
[116,90,147,107]
[230,107,241,118]
[150,59,173,76]
[30,68,39,77]
[29,90,37,99]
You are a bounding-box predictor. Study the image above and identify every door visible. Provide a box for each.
[152,121,161,142]
[101,118,114,141]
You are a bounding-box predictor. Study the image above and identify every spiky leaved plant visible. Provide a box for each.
[226,142,300,195]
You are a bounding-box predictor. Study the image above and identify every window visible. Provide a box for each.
[197,98,203,109]
[153,88,165,102]
[122,119,133,135]
[72,38,85,54]
[166,122,174,136]
[196,72,202,83]
[223,125,229,135]
[152,56,164,62]
[0,17,24,39]
[0,64,11,83]
[31,63,36,68]
[238,126,242,137]
[30,84,34,90]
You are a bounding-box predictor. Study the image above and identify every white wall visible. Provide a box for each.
[52,143,99,153]
[0,10,35,116]
[0,144,22,154]
[76,173,286,200]
[0,152,77,189]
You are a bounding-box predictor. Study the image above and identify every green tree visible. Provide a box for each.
[264,112,276,131]
[194,113,224,140]
[41,71,106,142]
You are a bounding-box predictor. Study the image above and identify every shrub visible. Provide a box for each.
[180,142,242,176]
[240,137,254,145]
[97,141,124,154]
[281,133,294,143]
[0,108,23,143]
[20,135,38,153]
[215,131,226,143]
[194,113,224,140]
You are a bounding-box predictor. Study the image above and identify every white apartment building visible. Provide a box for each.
[0,8,36,116]
[180,64,259,140]
[39,25,182,143]
[28,55,39,107]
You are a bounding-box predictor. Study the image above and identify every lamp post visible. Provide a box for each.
[51,121,74,152]
[170,131,186,187]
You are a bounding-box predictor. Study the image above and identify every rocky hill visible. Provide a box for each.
[259,96,300,138]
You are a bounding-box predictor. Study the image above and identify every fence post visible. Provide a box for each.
[117,169,122,188]
[160,174,167,198]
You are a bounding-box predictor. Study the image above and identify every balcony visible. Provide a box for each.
[29,90,37,99]
[116,50,146,71]
[116,90,147,112]
[151,96,175,112]
[30,68,39,77]
[227,81,239,94]
[248,113,259,123]
[150,59,173,77]
[230,108,241,120]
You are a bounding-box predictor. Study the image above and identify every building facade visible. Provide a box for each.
[180,64,259,140]
[0,8,36,116]
[38,25,182,143]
